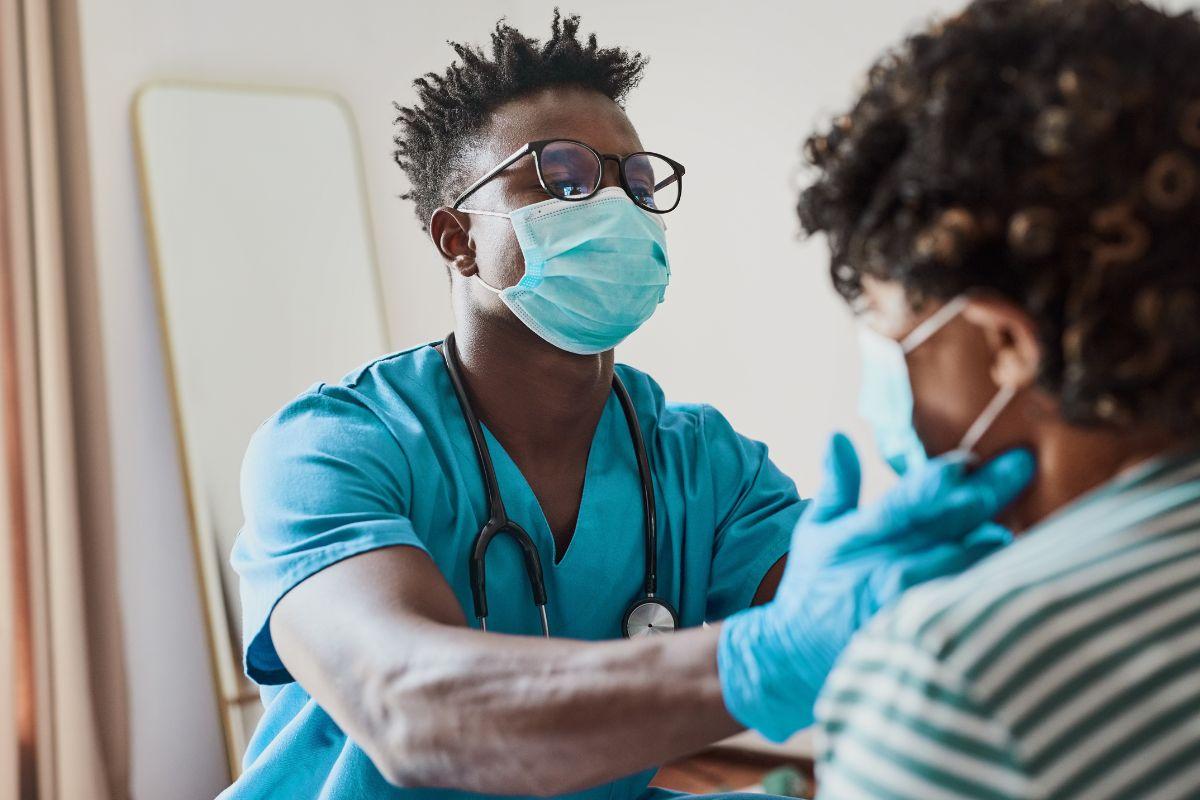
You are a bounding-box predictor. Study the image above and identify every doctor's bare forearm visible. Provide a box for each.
[270,545,741,795]
[362,621,736,793]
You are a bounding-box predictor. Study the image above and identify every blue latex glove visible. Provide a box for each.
[717,432,1035,742]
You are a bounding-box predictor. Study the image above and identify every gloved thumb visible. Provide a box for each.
[805,432,862,523]
[867,536,1007,613]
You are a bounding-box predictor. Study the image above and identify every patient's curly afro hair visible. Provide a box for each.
[393,11,647,230]
[798,0,1200,434]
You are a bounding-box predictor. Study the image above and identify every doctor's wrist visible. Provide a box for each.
[716,604,820,743]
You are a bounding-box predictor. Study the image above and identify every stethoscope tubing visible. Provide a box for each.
[440,332,669,637]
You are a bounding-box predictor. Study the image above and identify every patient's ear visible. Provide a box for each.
[429,207,478,278]
[962,297,1042,390]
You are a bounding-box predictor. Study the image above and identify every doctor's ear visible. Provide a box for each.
[962,297,1042,390]
[429,207,478,277]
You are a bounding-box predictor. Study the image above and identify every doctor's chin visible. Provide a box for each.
[6,1,1200,799]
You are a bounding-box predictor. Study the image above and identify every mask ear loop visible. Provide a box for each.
[896,294,1018,460]
[474,274,504,294]
[956,384,1018,456]
[453,205,514,294]
[901,295,971,353]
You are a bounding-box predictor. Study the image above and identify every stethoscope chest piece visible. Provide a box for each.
[623,597,679,638]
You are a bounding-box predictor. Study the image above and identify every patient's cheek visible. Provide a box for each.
[909,323,997,457]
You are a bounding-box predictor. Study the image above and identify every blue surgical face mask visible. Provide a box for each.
[858,295,1018,475]
[468,187,670,355]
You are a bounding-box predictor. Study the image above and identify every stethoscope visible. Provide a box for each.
[440,333,680,638]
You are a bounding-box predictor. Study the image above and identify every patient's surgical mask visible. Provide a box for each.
[858,296,1017,475]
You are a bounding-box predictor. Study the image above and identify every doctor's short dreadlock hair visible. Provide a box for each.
[797,0,1200,435]
[393,11,647,230]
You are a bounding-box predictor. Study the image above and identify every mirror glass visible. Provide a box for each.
[134,82,389,773]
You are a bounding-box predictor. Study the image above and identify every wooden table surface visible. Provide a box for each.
[651,744,816,797]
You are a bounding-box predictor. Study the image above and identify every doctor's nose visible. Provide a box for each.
[598,155,624,191]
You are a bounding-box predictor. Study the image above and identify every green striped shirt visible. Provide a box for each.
[814,451,1200,800]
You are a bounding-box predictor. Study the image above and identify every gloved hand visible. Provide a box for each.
[717,432,1035,742]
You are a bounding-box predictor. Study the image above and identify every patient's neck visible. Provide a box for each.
[1003,422,1178,535]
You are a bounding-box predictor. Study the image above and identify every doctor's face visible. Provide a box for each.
[455,86,646,294]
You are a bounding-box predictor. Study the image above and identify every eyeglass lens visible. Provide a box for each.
[538,141,681,212]
[539,140,603,199]
[624,153,680,212]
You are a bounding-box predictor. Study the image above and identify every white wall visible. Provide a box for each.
[74,1,981,796]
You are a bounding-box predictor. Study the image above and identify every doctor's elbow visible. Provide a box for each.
[353,647,589,795]
[369,732,566,796]
[353,686,453,789]
[355,678,523,793]
[364,712,575,796]
[360,716,452,790]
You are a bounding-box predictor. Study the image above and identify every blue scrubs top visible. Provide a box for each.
[222,343,804,800]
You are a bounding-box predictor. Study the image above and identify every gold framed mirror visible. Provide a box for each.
[133,81,390,776]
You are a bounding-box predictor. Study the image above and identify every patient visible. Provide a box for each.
[795,0,1200,797]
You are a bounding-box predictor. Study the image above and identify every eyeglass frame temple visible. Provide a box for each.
[453,139,602,209]
[451,142,534,210]
[453,139,608,213]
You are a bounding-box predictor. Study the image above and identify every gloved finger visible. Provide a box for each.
[869,453,971,532]
[964,522,1015,549]
[887,482,1025,554]
[822,450,1026,556]
[837,457,972,552]
[879,448,1034,535]
[804,432,862,524]
[902,538,1006,584]
[902,448,1035,538]
[954,448,1036,522]
[867,538,1006,608]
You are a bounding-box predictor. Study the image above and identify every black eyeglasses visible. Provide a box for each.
[452,138,686,215]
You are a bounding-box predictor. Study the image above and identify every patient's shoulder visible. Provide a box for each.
[875,528,1104,686]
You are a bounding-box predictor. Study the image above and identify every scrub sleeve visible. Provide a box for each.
[232,385,429,685]
[697,404,798,620]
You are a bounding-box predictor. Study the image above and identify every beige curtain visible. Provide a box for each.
[1,0,129,798]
